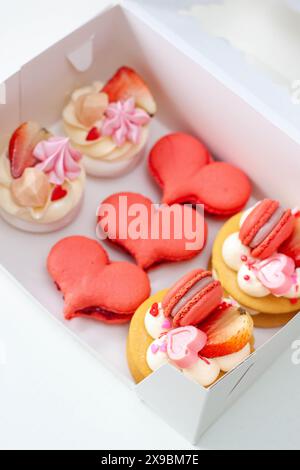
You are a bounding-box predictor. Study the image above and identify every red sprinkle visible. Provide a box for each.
[217,301,231,312]
[290,298,298,305]
[198,356,210,365]
[51,185,67,202]
[244,275,251,281]
[150,303,159,317]
[241,255,248,262]
[86,127,101,141]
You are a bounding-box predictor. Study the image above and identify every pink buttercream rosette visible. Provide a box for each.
[102,97,150,147]
[34,137,82,185]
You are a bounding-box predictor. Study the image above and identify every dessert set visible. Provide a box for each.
[1,65,299,392]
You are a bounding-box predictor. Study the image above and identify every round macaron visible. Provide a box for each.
[240,199,295,259]
[162,269,223,327]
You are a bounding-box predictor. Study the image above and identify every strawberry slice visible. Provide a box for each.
[9,122,51,179]
[102,66,157,116]
[199,305,253,358]
[51,185,67,202]
[280,214,300,267]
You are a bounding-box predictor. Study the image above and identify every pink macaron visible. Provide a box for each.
[162,269,223,327]
[240,199,295,259]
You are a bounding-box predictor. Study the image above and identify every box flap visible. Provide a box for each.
[136,364,209,443]
[0,73,20,153]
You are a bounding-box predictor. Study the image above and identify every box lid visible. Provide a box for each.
[127,0,300,143]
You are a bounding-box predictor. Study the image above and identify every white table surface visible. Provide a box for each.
[1,0,300,450]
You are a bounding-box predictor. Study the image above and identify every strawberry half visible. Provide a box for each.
[199,305,253,358]
[9,122,51,179]
[280,214,300,267]
[102,66,157,116]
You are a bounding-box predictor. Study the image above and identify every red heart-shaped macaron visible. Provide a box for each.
[97,192,207,270]
[149,133,251,216]
[47,236,150,324]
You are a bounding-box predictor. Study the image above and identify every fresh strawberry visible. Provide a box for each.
[86,127,101,141]
[102,66,157,116]
[199,305,253,358]
[51,185,67,202]
[9,122,51,179]
[280,214,300,267]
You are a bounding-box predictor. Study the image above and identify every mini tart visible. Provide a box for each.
[127,290,250,386]
[0,129,85,233]
[63,69,155,178]
[212,213,300,324]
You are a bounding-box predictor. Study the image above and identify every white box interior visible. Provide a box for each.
[1,4,300,441]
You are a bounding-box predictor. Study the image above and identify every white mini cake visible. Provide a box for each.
[63,67,157,178]
[0,122,85,233]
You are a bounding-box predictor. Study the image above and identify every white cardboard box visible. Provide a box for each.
[0,2,300,444]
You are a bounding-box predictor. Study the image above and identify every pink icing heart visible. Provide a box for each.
[254,253,295,296]
[166,326,207,369]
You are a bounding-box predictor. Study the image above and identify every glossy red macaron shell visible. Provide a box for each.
[47,236,151,324]
[162,269,223,327]
[240,199,295,259]
[149,133,251,216]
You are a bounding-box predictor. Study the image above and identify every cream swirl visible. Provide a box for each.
[34,137,82,185]
[144,303,172,339]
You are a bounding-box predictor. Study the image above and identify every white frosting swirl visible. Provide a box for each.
[215,343,251,372]
[146,338,169,372]
[222,232,251,271]
[183,358,221,387]
[237,264,270,297]
[144,303,172,339]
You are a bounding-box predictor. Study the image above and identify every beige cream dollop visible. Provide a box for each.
[74,92,109,128]
[11,167,51,208]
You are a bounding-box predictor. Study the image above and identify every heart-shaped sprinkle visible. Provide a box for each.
[162,319,172,330]
[254,253,295,296]
[160,342,167,353]
[151,344,160,354]
[86,127,101,141]
[150,303,159,317]
[166,326,207,369]
[51,185,68,202]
